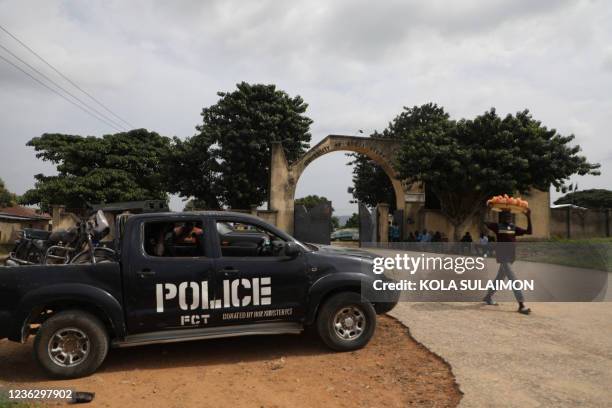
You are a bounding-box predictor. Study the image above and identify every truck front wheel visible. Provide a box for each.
[33,310,109,379]
[316,292,376,351]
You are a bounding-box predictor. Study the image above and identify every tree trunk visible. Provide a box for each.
[452,222,464,242]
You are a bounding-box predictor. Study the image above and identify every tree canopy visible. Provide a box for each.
[182,198,211,212]
[348,103,450,209]
[344,213,359,228]
[396,108,600,239]
[20,129,171,211]
[331,216,340,230]
[554,189,612,209]
[166,134,221,210]
[347,154,396,210]
[0,178,18,207]
[169,82,312,209]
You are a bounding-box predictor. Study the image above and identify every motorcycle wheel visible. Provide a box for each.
[71,248,116,264]
[14,242,43,264]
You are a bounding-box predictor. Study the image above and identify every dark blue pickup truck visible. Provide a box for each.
[0,211,397,378]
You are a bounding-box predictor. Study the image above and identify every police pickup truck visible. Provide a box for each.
[0,211,397,378]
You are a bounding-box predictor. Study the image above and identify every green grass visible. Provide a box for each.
[517,240,612,271]
[0,394,31,408]
[546,237,612,244]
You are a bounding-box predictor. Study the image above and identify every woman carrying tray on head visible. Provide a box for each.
[483,196,532,315]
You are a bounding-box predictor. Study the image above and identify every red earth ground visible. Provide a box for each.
[0,316,461,407]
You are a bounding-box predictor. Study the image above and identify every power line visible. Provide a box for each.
[0,46,124,132]
[0,53,124,132]
[0,42,128,131]
[0,23,135,129]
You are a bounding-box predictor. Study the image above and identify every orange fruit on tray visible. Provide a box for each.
[486,195,529,214]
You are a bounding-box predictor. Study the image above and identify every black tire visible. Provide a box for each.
[33,310,109,379]
[316,292,376,351]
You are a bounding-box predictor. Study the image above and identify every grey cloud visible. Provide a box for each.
[0,0,610,214]
[604,50,612,71]
[312,0,577,61]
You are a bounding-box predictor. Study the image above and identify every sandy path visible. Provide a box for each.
[0,316,461,407]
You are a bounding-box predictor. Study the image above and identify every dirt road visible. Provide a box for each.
[0,316,461,407]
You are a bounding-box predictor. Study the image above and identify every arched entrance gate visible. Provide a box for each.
[269,135,424,241]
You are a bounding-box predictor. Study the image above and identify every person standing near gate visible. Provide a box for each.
[483,208,532,315]
[389,222,400,242]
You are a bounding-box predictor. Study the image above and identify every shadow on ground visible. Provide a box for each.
[0,329,329,383]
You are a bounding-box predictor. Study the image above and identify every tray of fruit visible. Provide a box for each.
[487,195,529,214]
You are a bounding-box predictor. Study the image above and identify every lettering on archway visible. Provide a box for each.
[269,135,423,235]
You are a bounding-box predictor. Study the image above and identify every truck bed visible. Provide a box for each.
[0,262,123,340]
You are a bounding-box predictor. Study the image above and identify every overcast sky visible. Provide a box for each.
[0,0,610,214]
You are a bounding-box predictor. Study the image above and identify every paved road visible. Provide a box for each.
[389,302,612,407]
[368,247,609,302]
[356,246,612,406]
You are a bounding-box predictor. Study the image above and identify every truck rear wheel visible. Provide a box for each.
[316,292,376,351]
[33,310,109,379]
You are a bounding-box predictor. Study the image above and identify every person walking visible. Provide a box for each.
[483,208,532,315]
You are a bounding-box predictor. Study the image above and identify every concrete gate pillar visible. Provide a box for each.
[377,203,390,243]
[269,142,295,233]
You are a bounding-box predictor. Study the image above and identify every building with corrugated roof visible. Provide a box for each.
[0,206,51,245]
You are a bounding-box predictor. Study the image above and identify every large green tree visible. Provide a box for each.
[0,178,18,207]
[166,134,221,210]
[396,108,600,240]
[555,189,612,209]
[349,103,451,209]
[170,82,312,209]
[21,129,171,210]
[347,154,396,210]
[344,212,359,228]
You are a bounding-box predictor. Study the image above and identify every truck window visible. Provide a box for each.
[216,221,286,257]
[144,220,205,257]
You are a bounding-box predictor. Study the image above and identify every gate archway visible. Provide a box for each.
[269,135,423,237]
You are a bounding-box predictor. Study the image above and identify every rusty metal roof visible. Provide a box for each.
[0,206,51,220]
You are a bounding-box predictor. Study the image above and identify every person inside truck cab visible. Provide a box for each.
[147,221,204,257]
[172,221,203,245]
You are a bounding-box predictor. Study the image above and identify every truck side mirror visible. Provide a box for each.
[285,242,301,257]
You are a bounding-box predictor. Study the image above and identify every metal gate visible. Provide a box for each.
[392,209,404,241]
[294,202,332,245]
[359,203,376,246]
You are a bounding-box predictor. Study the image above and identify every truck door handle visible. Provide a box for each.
[137,269,156,278]
[221,267,239,278]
